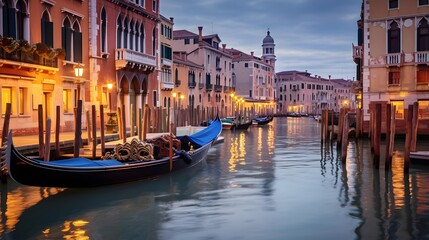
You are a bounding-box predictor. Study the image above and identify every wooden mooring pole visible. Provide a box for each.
[404,104,413,173]
[1,103,11,183]
[373,103,381,169]
[385,104,392,171]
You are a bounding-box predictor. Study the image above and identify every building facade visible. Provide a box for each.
[358,0,429,134]
[1,0,89,135]
[276,71,354,115]
[172,26,233,117]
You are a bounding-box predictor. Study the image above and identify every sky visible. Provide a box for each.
[160,0,361,80]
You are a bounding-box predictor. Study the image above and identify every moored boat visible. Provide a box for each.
[252,116,273,126]
[5,117,222,188]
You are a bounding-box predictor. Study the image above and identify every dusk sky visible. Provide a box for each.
[160,0,361,80]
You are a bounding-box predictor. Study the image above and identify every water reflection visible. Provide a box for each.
[1,117,429,239]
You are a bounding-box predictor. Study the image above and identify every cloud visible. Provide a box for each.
[161,0,361,80]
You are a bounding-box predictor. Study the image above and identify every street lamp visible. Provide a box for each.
[74,64,84,104]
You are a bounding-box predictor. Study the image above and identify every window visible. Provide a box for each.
[153,90,157,106]
[62,18,82,62]
[244,63,248,68]
[116,16,122,48]
[101,87,108,109]
[419,0,429,6]
[41,10,53,47]
[417,65,429,84]
[417,18,429,51]
[152,27,156,55]
[130,20,134,50]
[100,8,107,52]
[63,89,73,113]
[388,67,400,85]
[388,21,400,53]
[2,87,12,115]
[18,87,26,115]
[418,100,429,119]
[140,24,145,53]
[123,17,128,49]
[184,38,190,45]
[391,100,404,119]
[389,0,398,9]
[152,0,157,12]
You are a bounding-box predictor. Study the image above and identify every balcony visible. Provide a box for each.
[115,48,156,71]
[223,86,231,93]
[206,83,213,91]
[175,79,181,87]
[0,42,60,69]
[199,82,204,89]
[216,66,222,72]
[386,53,402,66]
[161,58,172,67]
[214,84,222,92]
[161,80,174,90]
[415,51,429,64]
[188,80,196,88]
[352,44,362,64]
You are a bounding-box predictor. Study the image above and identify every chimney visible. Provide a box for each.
[251,51,254,57]
[329,75,331,79]
[222,44,226,52]
[198,26,203,43]
[170,17,174,23]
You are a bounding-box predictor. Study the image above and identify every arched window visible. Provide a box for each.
[101,7,107,52]
[388,21,400,53]
[124,17,129,48]
[62,18,72,61]
[41,10,53,47]
[135,22,139,52]
[16,0,27,40]
[417,18,429,52]
[73,21,82,63]
[130,20,134,50]
[117,16,122,48]
[152,27,156,55]
[140,23,145,53]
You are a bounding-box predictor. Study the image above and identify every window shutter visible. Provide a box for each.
[45,21,54,48]
[7,7,16,38]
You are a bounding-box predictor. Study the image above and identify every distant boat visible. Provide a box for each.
[221,118,235,130]
[252,116,273,126]
[5,117,222,188]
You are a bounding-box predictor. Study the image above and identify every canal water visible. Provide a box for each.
[1,117,429,240]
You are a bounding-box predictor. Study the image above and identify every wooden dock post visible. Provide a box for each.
[324,110,329,143]
[121,104,127,143]
[91,105,97,159]
[385,104,392,170]
[321,109,325,146]
[44,118,51,162]
[100,105,105,156]
[404,104,414,173]
[330,110,334,142]
[86,110,92,143]
[373,103,381,168]
[337,108,344,148]
[341,113,349,163]
[142,104,148,141]
[55,106,61,159]
[411,102,419,152]
[38,104,44,159]
[74,100,83,158]
[138,108,142,140]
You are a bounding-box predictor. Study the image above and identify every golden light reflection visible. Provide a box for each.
[391,152,406,209]
[1,187,65,234]
[228,132,247,172]
[60,220,90,240]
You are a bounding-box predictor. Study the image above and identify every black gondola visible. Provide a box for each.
[5,117,222,188]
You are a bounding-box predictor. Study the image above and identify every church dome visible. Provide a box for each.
[263,31,274,44]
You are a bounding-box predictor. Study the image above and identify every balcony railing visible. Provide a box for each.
[206,83,213,91]
[161,79,174,90]
[115,48,156,70]
[175,79,181,87]
[223,86,231,93]
[352,44,362,64]
[214,84,222,92]
[161,58,172,67]
[199,82,204,89]
[415,51,429,64]
[0,47,59,68]
[386,53,402,65]
[188,80,196,88]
